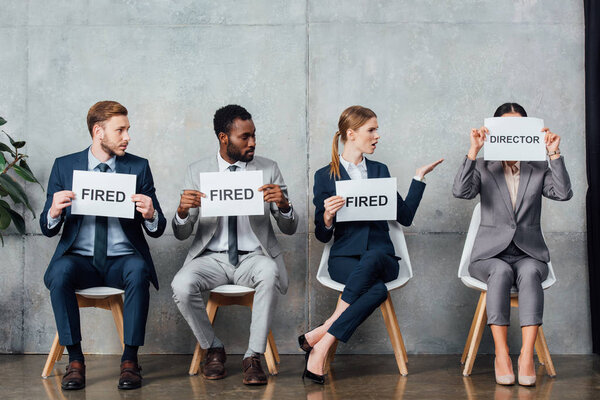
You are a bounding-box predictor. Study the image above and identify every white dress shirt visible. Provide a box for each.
[502,161,521,210]
[175,152,292,253]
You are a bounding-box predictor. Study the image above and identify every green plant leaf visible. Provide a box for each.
[0,152,5,170]
[3,132,25,149]
[14,164,39,184]
[0,173,33,214]
[0,117,6,126]
[0,186,8,196]
[8,208,25,234]
[0,231,4,246]
[18,160,42,189]
[0,199,9,209]
[0,205,10,229]
[0,142,15,156]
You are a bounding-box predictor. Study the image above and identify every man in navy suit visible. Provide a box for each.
[40,101,166,391]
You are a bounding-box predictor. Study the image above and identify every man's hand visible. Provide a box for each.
[258,184,290,211]
[49,190,76,219]
[132,194,155,220]
[177,190,204,219]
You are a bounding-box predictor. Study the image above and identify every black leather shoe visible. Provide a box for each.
[118,361,142,390]
[298,334,313,353]
[302,352,325,385]
[61,360,86,390]
[203,347,227,380]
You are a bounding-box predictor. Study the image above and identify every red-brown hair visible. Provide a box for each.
[86,101,128,137]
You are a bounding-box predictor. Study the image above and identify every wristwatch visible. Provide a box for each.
[547,150,560,156]
[146,209,158,222]
[279,200,292,213]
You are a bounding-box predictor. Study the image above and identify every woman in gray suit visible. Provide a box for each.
[453,103,572,386]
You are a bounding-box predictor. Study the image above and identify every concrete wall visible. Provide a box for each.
[0,1,589,355]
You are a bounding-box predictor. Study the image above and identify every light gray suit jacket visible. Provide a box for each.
[453,156,572,263]
[172,155,298,294]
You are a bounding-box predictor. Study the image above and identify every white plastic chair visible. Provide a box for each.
[42,287,125,378]
[188,285,280,376]
[316,221,412,376]
[458,203,556,377]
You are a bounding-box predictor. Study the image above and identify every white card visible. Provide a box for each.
[200,170,265,217]
[71,170,137,219]
[335,177,397,222]
[483,117,546,161]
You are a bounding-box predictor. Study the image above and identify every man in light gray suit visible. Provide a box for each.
[171,105,298,385]
[452,103,572,385]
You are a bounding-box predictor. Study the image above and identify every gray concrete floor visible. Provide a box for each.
[0,354,598,399]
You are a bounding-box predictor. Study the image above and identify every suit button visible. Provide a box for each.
[511,224,516,229]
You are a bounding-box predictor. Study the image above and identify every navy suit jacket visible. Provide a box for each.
[40,148,167,289]
[313,159,426,257]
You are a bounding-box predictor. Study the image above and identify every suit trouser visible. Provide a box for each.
[43,254,151,346]
[327,250,399,342]
[469,243,549,327]
[171,249,280,354]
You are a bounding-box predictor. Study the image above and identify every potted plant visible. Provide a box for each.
[0,116,41,245]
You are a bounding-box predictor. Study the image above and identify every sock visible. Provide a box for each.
[210,336,224,349]
[243,349,260,359]
[121,344,139,364]
[67,342,84,363]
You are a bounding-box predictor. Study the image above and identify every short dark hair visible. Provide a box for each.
[494,103,527,117]
[213,104,252,137]
[87,101,128,137]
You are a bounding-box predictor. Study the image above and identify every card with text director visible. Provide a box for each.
[200,170,265,217]
[483,117,546,161]
[71,170,137,219]
[335,177,397,222]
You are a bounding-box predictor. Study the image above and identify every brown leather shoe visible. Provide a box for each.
[61,360,86,390]
[203,347,227,380]
[118,361,142,390]
[242,354,267,385]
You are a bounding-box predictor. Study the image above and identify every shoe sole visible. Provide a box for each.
[118,383,142,390]
[243,379,267,385]
[61,384,85,390]
[203,371,227,380]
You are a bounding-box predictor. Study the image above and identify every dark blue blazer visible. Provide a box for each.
[40,148,167,289]
[313,158,425,257]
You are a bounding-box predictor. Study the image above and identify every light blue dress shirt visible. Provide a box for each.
[47,147,158,257]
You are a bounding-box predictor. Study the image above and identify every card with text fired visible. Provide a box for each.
[71,170,137,219]
[483,117,546,161]
[335,177,397,222]
[200,170,264,217]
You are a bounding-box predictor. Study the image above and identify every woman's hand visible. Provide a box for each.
[323,195,345,228]
[415,158,444,180]
[468,126,488,160]
[542,128,561,160]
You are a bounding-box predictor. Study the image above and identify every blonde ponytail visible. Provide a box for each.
[329,131,342,179]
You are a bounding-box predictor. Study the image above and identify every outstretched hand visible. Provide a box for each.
[415,158,444,180]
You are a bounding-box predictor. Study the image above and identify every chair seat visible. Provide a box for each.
[460,272,556,293]
[75,286,125,299]
[317,275,411,293]
[211,284,255,296]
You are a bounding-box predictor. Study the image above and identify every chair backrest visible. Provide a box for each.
[316,221,413,292]
[457,203,556,291]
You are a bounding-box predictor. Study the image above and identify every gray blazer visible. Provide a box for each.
[453,156,572,263]
[172,155,298,294]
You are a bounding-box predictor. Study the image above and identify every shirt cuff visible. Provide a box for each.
[324,223,334,230]
[279,207,293,219]
[413,175,426,184]
[144,216,159,232]
[174,213,189,225]
[47,210,61,229]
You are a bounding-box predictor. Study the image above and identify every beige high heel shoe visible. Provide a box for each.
[494,358,515,385]
[518,357,536,386]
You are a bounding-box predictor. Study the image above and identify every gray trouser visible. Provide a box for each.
[469,243,549,327]
[171,249,280,354]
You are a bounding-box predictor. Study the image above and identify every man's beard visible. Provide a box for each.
[101,139,124,157]
[226,141,254,162]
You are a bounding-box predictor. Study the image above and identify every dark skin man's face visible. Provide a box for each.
[219,118,256,163]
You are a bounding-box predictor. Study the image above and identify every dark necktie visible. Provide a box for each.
[227,165,239,266]
[93,163,110,272]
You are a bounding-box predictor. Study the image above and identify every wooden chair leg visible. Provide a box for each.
[264,333,278,376]
[324,339,338,375]
[188,299,220,376]
[109,295,125,350]
[267,331,280,364]
[536,326,556,377]
[461,292,485,365]
[386,294,409,364]
[380,293,408,376]
[462,292,487,376]
[534,330,546,366]
[42,332,64,378]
